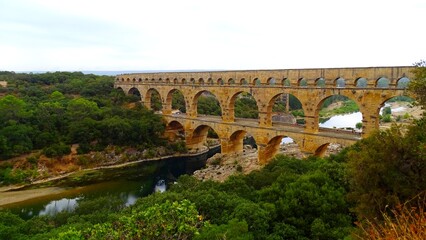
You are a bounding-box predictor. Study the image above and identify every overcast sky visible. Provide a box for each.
[0,0,425,71]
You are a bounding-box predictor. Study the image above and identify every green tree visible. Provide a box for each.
[346,122,426,220]
[409,60,426,107]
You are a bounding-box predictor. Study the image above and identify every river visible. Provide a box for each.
[0,146,220,219]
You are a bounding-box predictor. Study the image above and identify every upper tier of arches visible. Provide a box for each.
[115,67,414,89]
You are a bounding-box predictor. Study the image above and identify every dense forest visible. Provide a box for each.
[0,69,425,239]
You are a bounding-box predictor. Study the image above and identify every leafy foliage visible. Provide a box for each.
[346,120,426,220]
[409,60,426,108]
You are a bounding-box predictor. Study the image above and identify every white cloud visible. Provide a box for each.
[0,0,424,71]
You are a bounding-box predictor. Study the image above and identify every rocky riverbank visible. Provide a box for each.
[194,142,344,182]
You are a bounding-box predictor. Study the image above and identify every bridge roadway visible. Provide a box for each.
[163,113,361,164]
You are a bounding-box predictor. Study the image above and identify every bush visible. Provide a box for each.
[42,143,71,157]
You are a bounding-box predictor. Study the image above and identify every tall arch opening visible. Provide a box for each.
[128,87,142,102]
[223,130,257,155]
[317,95,361,132]
[145,88,162,111]
[230,92,259,119]
[194,91,221,117]
[189,125,220,151]
[376,77,390,88]
[268,93,303,125]
[379,95,419,127]
[356,78,367,88]
[397,77,410,89]
[166,89,186,114]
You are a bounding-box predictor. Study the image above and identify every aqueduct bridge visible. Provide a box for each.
[115,66,414,164]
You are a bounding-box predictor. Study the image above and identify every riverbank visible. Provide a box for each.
[0,146,214,207]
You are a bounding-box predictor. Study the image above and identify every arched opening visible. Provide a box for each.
[379,96,418,126]
[190,78,195,84]
[224,130,257,155]
[195,91,222,116]
[217,78,224,85]
[165,121,185,141]
[253,78,261,86]
[317,95,361,133]
[166,89,186,114]
[376,77,390,88]
[335,77,346,88]
[240,78,248,85]
[298,78,307,87]
[282,78,291,86]
[263,135,304,161]
[145,88,162,111]
[207,78,213,85]
[182,78,187,84]
[173,78,178,84]
[228,78,235,85]
[269,93,302,125]
[267,78,276,85]
[189,125,220,151]
[397,77,410,89]
[356,77,367,87]
[199,78,205,85]
[128,87,142,101]
[316,77,326,87]
[165,78,170,84]
[230,92,259,119]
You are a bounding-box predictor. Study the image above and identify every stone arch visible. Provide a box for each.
[207,78,213,85]
[187,124,221,150]
[192,90,223,117]
[240,78,248,85]
[132,78,136,83]
[217,78,224,85]
[166,89,186,113]
[267,77,276,85]
[144,88,163,111]
[165,78,170,84]
[316,94,362,132]
[335,77,346,88]
[253,78,261,86]
[397,77,410,89]
[314,143,330,157]
[199,78,205,85]
[378,95,417,124]
[222,130,247,154]
[164,120,185,142]
[126,78,131,82]
[138,78,142,82]
[116,86,124,94]
[173,78,178,84]
[229,91,259,120]
[228,78,235,85]
[190,78,195,84]
[355,77,367,88]
[282,78,291,86]
[376,77,390,88]
[316,77,326,87]
[158,78,163,83]
[128,87,142,101]
[298,78,307,87]
[182,78,187,84]
[267,93,304,125]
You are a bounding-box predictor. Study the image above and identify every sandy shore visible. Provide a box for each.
[0,186,67,207]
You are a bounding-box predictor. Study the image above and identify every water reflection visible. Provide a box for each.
[39,197,80,216]
[319,112,362,129]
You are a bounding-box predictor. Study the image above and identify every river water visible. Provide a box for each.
[2,146,220,219]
